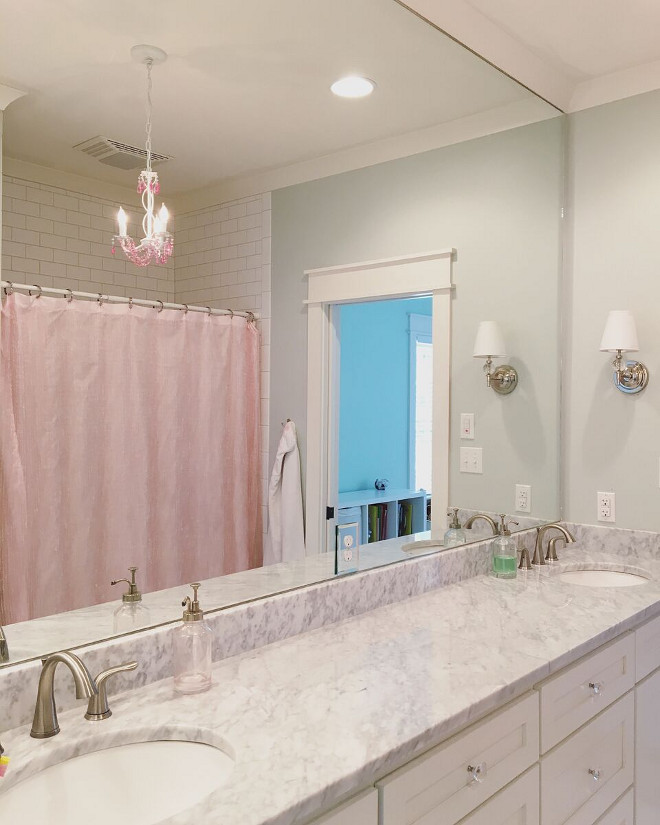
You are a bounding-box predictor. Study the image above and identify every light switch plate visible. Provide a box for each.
[460,413,475,440]
[335,522,360,574]
[460,447,483,474]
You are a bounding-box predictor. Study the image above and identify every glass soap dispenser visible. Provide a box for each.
[492,514,519,579]
[173,583,213,695]
[111,566,150,633]
[444,508,467,548]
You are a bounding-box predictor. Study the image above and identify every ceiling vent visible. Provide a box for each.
[73,136,171,170]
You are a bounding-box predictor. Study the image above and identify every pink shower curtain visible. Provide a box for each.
[0,292,262,624]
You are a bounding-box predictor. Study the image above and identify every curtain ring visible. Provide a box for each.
[29,284,43,298]
[246,311,255,324]
[181,304,189,314]
[64,288,73,303]
[128,296,134,309]
[155,300,164,313]
[227,308,234,318]
[4,282,13,296]
[206,306,212,316]
[97,293,105,306]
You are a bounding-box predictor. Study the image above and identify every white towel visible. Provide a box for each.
[264,420,306,565]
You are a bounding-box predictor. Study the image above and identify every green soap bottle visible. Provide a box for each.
[492,514,518,579]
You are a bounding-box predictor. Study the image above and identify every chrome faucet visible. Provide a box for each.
[30,651,97,738]
[463,513,499,535]
[0,624,8,663]
[533,523,576,565]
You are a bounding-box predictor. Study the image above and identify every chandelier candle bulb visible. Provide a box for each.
[116,207,128,237]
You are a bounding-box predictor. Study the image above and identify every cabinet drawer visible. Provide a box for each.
[377,692,539,825]
[635,613,660,681]
[458,766,539,825]
[539,634,634,753]
[306,789,378,825]
[540,692,633,825]
[594,790,633,825]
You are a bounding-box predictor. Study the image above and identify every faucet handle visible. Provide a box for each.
[546,536,566,562]
[85,661,138,721]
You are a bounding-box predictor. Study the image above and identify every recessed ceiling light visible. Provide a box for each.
[330,76,375,99]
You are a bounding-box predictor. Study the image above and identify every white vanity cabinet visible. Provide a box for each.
[376,692,539,825]
[306,789,378,825]
[634,615,660,825]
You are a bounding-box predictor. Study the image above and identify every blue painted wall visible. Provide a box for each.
[338,296,432,493]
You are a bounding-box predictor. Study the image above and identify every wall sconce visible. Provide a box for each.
[599,310,649,394]
[473,321,518,395]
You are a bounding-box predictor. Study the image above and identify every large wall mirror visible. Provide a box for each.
[0,0,563,668]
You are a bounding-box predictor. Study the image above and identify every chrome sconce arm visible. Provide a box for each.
[610,349,649,394]
[482,356,518,395]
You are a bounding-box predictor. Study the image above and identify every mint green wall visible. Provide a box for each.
[338,297,432,493]
[271,117,563,522]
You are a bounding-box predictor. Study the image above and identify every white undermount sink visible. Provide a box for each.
[0,738,234,825]
[555,568,650,587]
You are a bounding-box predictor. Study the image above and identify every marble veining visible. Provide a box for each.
[0,528,519,731]
[2,523,660,825]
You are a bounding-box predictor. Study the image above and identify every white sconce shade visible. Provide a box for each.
[599,310,639,353]
[473,321,506,358]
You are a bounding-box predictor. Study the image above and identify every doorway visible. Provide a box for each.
[304,250,454,555]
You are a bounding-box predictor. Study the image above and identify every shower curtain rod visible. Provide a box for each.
[1,281,260,321]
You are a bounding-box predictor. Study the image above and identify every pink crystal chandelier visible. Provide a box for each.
[112,45,172,268]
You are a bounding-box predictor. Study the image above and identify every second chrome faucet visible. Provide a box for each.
[30,651,137,738]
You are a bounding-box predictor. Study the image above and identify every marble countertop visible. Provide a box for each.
[3,533,660,825]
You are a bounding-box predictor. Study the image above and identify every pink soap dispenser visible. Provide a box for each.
[173,583,213,695]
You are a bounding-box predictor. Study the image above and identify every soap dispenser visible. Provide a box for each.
[111,567,150,633]
[173,583,213,695]
[444,508,467,548]
[492,515,519,579]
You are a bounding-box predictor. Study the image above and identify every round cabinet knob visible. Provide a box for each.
[588,768,602,782]
[588,681,603,696]
[467,762,488,785]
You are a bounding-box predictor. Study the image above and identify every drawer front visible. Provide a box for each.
[594,790,633,825]
[540,692,633,825]
[539,634,634,753]
[635,613,660,681]
[459,766,539,825]
[378,692,539,825]
[307,789,378,825]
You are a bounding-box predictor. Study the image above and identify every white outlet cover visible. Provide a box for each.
[597,491,616,523]
[515,484,531,513]
[460,413,475,440]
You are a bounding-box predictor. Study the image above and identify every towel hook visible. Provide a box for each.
[64,288,74,303]
[29,284,43,298]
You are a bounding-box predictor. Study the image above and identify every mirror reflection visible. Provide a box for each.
[0,0,562,667]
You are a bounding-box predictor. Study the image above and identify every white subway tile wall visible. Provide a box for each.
[1,177,272,542]
[1,176,174,299]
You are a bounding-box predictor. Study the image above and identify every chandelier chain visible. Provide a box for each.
[145,58,153,173]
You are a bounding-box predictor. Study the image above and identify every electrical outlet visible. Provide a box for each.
[460,413,475,440]
[515,484,531,513]
[597,491,616,523]
[460,447,483,474]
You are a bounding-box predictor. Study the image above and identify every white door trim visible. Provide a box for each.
[304,249,454,555]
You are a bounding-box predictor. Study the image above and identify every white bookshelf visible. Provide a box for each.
[337,488,428,545]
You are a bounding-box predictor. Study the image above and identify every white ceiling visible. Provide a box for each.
[405,0,660,112]
[0,0,541,195]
